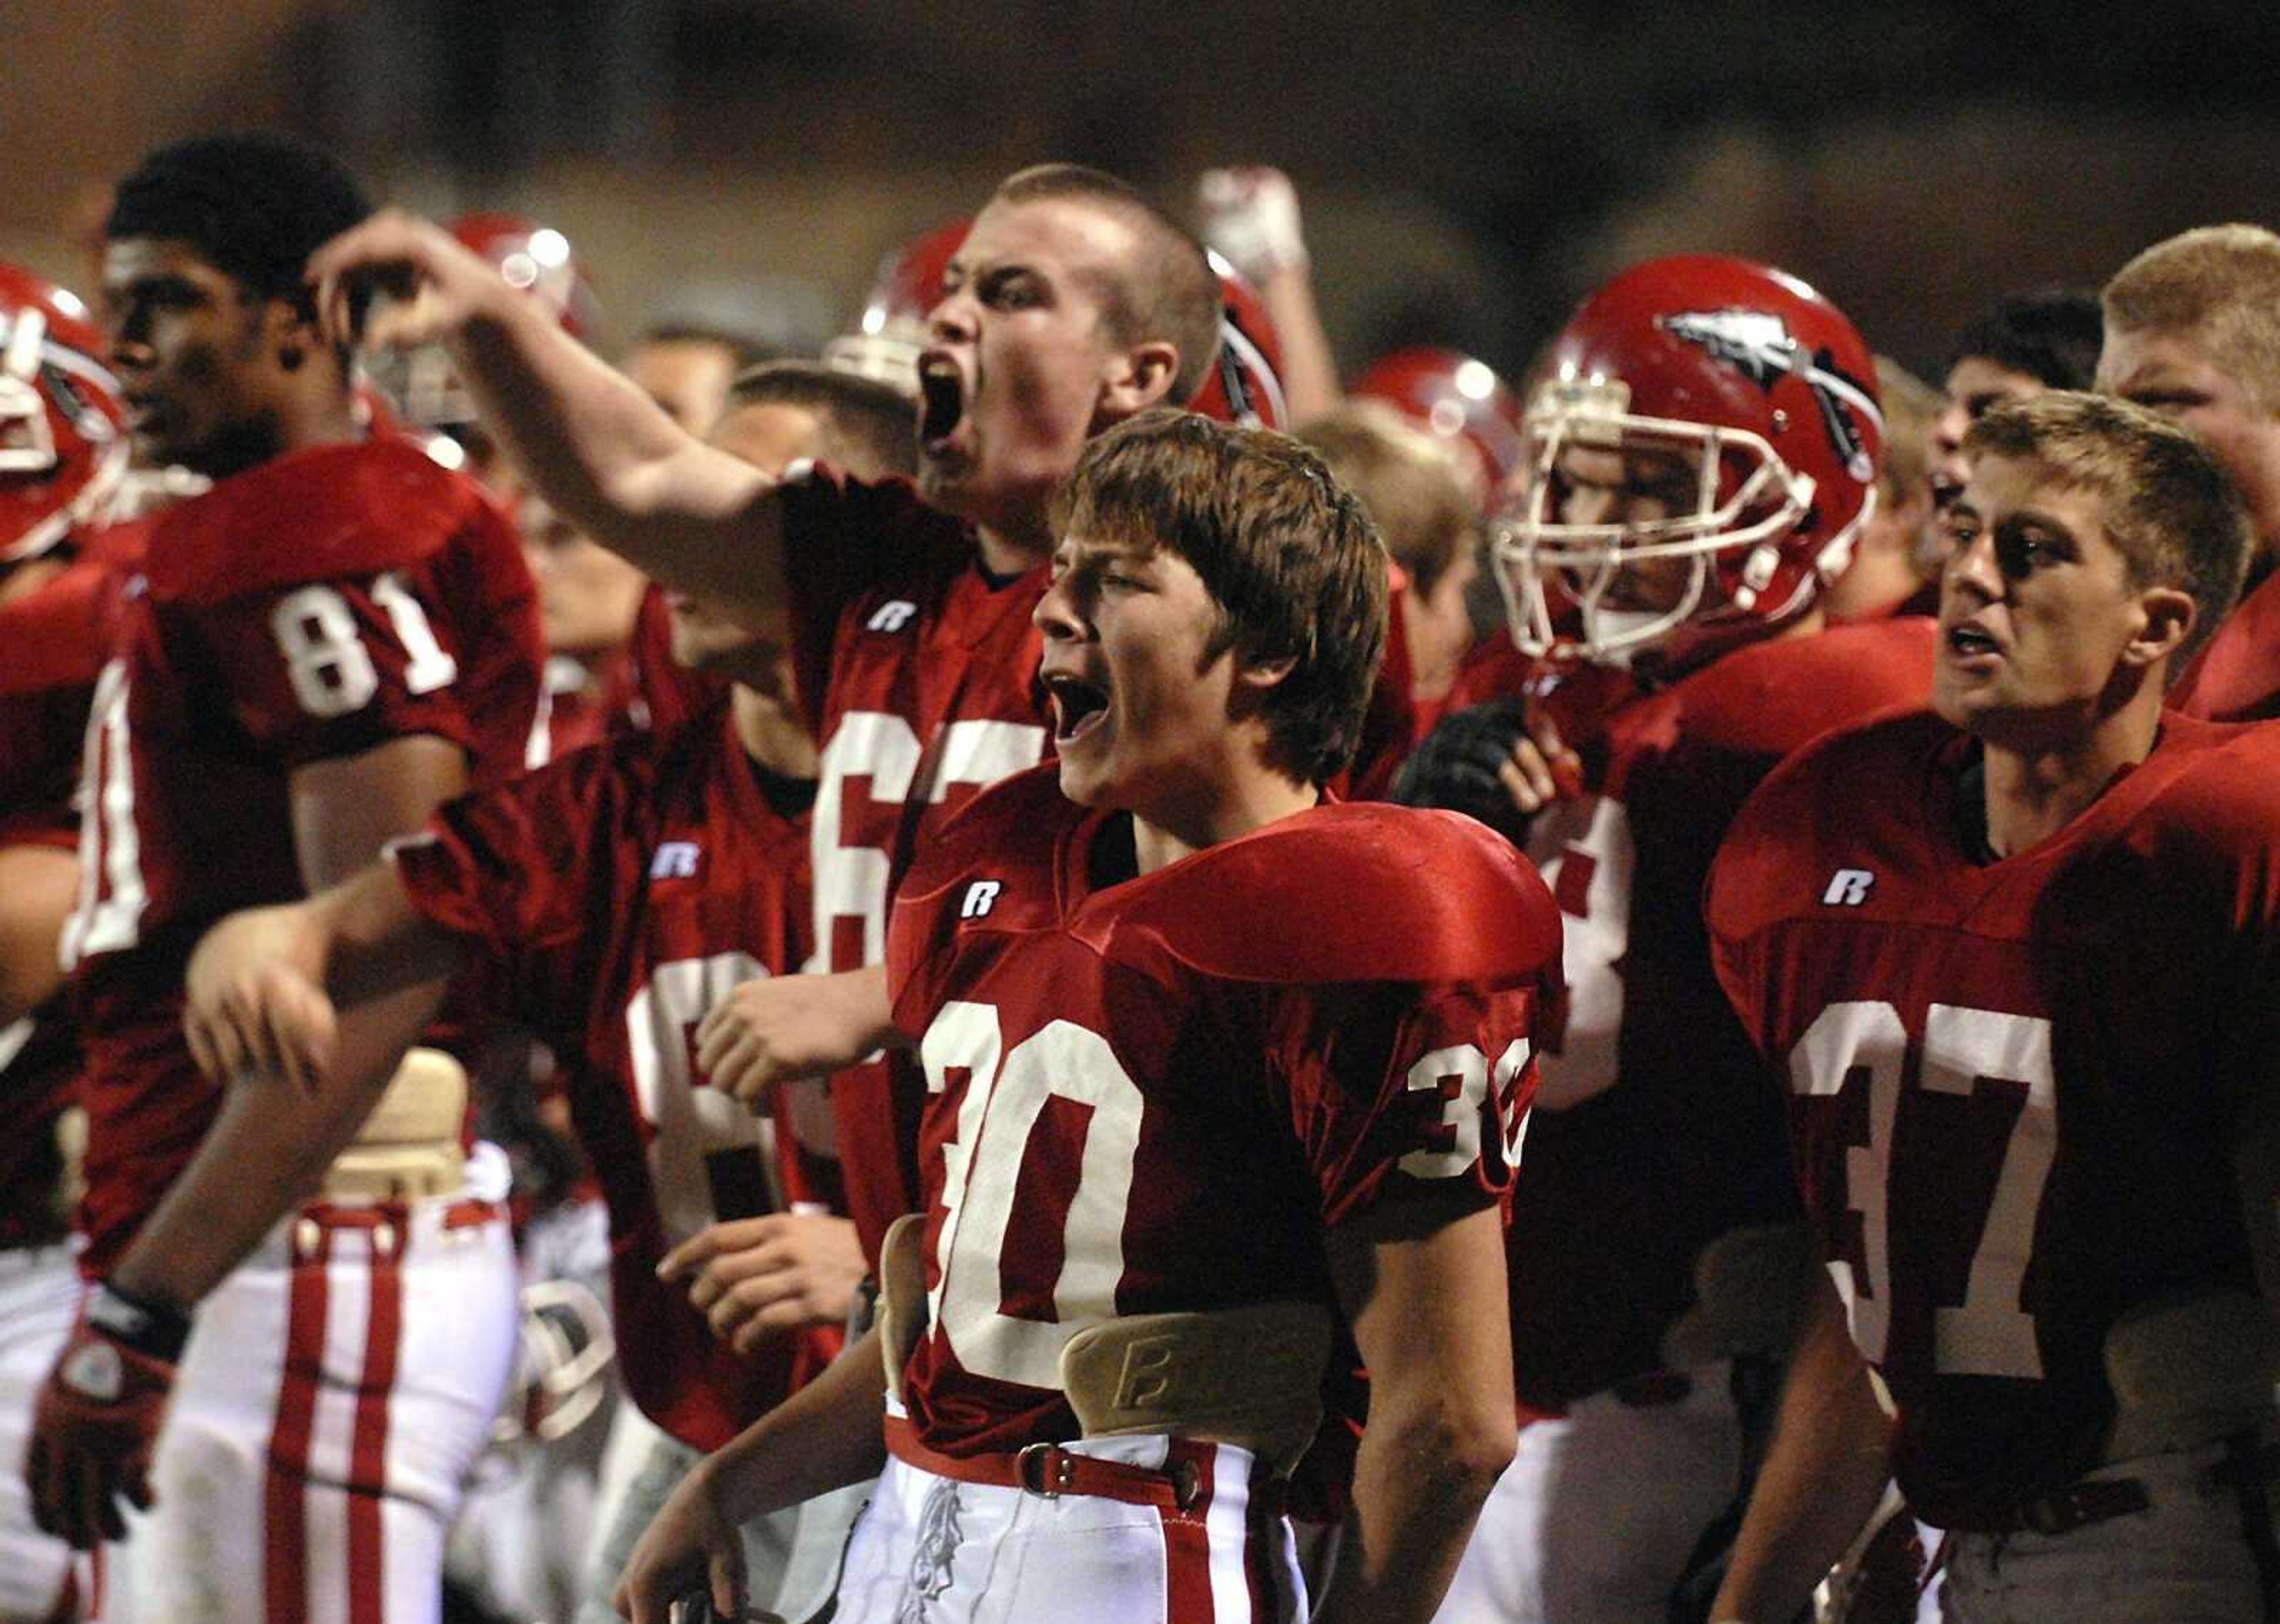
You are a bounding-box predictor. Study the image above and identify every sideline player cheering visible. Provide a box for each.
[24,134,544,1620]
[609,411,1560,1624]
[309,164,1228,1272]
[176,362,911,1624]
[1400,256,1934,1624]
[1706,391,2268,1622]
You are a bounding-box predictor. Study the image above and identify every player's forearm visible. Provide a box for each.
[1314,1381,1512,1624]
[109,981,449,1309]
[1257,265,1342,426]
[1709,1274,1893,1623]
[318,863,465,1007]
[843,963,907,1055]
[701,1324,892,1521]
[1319,1198,1516,1624]
[451,305,787,620]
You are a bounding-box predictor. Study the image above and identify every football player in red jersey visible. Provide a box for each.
[0,261,127,1624]
[1705,391,2270,1624]
[176,361,914,1624]
[2098,225,2280,722]
[310,163,1228,1275]
[1398,256,1937,1624]
[24,134,545,1622]
[607,409,1557,1624]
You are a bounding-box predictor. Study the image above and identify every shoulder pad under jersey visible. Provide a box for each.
[145,438,497,603]
[1091,801,1562,987]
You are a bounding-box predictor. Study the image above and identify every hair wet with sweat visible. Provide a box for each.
[1054,408,1388,784]
[1962,391,2250,669]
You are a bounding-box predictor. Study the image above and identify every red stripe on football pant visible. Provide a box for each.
[349,1222,405,1624]
[1161,1438,1219,1623]
[265,1223,331,1624]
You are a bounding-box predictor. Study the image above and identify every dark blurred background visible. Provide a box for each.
[10,1,2278,375]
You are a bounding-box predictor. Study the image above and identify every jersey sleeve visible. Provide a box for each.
[388,742,638,1040]
[185,561,480,768]
[772,461,969,734]
[1274,975,1544,1227]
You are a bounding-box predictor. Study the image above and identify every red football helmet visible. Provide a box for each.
[822,218,970,398]
[375,212,597,432]
[1492,254,1882,668]
[1351,347,1522,505]
[1188,253,1287,431]
[0,262,126,564]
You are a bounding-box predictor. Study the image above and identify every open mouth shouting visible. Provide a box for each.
[918,351,967,456]
[1044,668,1111,746]
[1943,618,2003,666]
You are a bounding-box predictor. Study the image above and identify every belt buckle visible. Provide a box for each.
[1016,1442,1071,1498]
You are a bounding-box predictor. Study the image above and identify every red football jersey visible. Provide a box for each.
[394,697,838,1450]
[0,685,85,849]
[1506,617,1936,1406]
[0,521,148,697]
[62,437,543,1273]
[1707,710,2280,1526]
[2168,564,2280,722]
[0,686,86,1249]
[884,764,1561,1455]
[774,462,1053,1265]
[0,991,77,1249]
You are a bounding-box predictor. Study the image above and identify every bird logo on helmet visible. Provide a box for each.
[1492,253,1883,671]
[0,262,128,564]
[1188,252,1288,432]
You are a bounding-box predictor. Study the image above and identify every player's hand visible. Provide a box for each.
[26,1286,186,1549]
[1196,166,1310,282]
[182,903,337,1094]
[1391,696,1583,843]
[307,207,518,355]
[660,1214,867,1355]
[694,968,891,1112]
[611,1455,750,1624]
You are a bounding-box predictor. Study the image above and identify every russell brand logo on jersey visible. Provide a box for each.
[1821,868,1876,907]
[867,600,919,634]
[959,880,1002,921]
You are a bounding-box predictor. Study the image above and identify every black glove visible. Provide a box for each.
[1390,697,1532,844]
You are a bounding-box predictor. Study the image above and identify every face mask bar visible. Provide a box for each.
[1491,391,1814,663]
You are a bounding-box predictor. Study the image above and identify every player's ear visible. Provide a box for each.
[2121,583,2196,672]
[1234,651,1298,693]
[268,287,327,370]
[1098,341,1182,417]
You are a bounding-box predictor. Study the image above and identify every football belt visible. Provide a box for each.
[876,1213,1332,1479]
[321,1046,467,1203]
